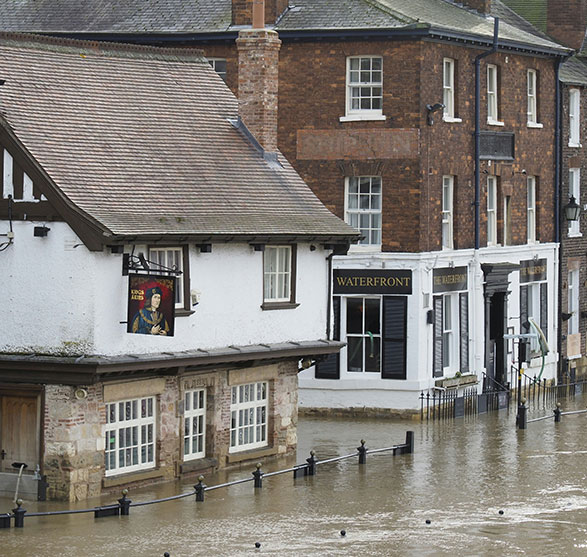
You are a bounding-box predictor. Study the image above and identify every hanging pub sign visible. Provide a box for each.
[333,269,412,295]
[520,258,547,283]
[433,266,468,293]
[127,274,176,336]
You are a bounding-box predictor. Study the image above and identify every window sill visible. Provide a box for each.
[180,457,218,475]
[227,445,277,464]
[103,467,162,488]
[442,116,462,123]
[261,301,300,311]
[176,308,196,317]
[487,119,505,127]
[527,122,543,129]
[568,142,582,148]
[339,114,387,123]
[567,232,583,238]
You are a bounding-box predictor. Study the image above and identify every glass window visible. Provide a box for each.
[527,176,536,243]
[487,176,497,245]
[105,397,156,476]
[527,69,538,125]
[230,382,268,452]
[569,169,581,236]
[184,389,206,461]
[346,297,381,373]
[346,56,383,117]
[263,246,293,303]
[487,64,499,123]
[442,176,454,249]
[568,269,580,336]
[569,88,580,146]
[443,58,455,119]
[208,58,227,82]
[345,176,382,246]
[148,247,186,309]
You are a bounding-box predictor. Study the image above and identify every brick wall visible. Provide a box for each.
[547,0,587,50]
[232,0,289,26]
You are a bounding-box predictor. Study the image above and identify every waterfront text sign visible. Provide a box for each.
[333,269,412,295]
[433,266,468,293]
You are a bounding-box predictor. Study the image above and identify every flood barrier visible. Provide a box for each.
[0,431,414,529]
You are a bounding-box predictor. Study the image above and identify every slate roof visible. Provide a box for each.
[0,0,569,54]
[560,55,587,87]
[0,34,358,242]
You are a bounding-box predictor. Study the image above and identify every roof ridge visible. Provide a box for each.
[363,0,418,24]
[0,32,207,63]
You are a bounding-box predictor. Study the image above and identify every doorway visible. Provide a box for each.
[0,394,40,473]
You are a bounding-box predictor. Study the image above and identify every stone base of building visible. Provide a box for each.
[299,406,420,420]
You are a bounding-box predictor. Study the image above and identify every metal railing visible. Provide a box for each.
[0,431,414,529]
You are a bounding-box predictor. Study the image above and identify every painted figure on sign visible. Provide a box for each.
[131,286,170,335]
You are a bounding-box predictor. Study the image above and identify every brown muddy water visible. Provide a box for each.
[1,396,586,556]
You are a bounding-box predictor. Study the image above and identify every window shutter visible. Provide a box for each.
[381,296,407,379]
[459,292,469,373]
[520,285,528,334]
[433,296,443,377]
[540,282,548,342]
[315,296,340,379]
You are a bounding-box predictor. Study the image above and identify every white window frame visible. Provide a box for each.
[443,58,461,122]
[207,58,227,82]
[569,88,581,147]
[344,296,382,374]
[568,269,580,336]
[487,175,497,246]
[263,246,293,303]
[183,389,206,461]
[229,382,268,453]
[568,168,581,237]
[487,64,503,125]
[442,293,460,374]
[340,56,385,122]
[527,69,542,127]
[148,246,185,309]
[527,282,543,353]
[442,176,454,249]
[104,397,156,476]
[527,176,536,243]
[345,176,382,247]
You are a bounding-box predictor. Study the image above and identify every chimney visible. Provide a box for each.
[236,0,282,153]
[546,0,587,50]
[460,0,492,15]
[232,0,289,27]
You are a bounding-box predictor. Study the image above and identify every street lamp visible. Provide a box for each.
[564,195,581,222]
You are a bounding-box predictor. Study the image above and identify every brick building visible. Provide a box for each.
[0,33,356,500]
[0,0,574,414]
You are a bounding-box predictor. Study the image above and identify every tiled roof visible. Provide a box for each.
[0,34,357,240]
[560,55,587,87]
[0,0,568,53]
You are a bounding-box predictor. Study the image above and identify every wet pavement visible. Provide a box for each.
[1,395,586,556]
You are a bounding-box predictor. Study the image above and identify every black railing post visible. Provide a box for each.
[253,463,263,488]
[306,450,317,476]
[0,512,11,529]
[554,402,562,422]
[195,475,206,502]
[517,397,527,429]
[357,439,367,464]
[118,489,131,515]
[12,499,26,528]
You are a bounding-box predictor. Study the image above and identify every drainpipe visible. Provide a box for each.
[474,17,499,250]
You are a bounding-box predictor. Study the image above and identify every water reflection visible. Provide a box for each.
[1,396,586,556]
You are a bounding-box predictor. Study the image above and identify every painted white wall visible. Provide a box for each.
[2,221,331,356]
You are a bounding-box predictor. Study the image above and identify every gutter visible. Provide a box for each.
[474,17,499,250]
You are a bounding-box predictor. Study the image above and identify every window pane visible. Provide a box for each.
[365,299,381,334]
[347,298,363,334]
[348,337,363,372]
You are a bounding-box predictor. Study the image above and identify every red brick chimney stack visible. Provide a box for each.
[461,0,492,15]
[232,0,289,27]
[546,0,587,50]
[236,0,282,153]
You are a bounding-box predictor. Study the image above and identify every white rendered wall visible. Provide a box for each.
[2,221,331,356]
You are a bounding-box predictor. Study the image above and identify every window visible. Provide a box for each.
[442,294,457,372]
[503,195,511,246]
[183,389,206,461]
[487,176,497,245]
[527,69,540,126]
[148,246,189,310]
[341,56,384,121]
[346,297,381,373]
[568,269,580,336]
[443,58,460,121]
[230,382,268,452]
[208,58,227,82]
[345,176,382,246]
[527,176,536,243]
[442,176,454,249]
[433,292,469,377]
[569,88,581,147]
[487,64,502,125]
[525,283,546,353]
[263,245,295,304]
[569,168,581,236]
[105,397,155,476]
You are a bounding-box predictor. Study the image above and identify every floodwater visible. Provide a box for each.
[1,396,586,557]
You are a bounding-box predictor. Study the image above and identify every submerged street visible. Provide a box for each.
[1,395,586,556]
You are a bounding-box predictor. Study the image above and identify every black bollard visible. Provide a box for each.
[0,513,10,529]
[554,402,562,422]
[253,463,263,488]
[118,489,131,516]
[517,398,527,430]
[357,440,367,464]
[195,475,206,502]
[12,499,26,528]
[404,431,414,454]
[306,450,317,476]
